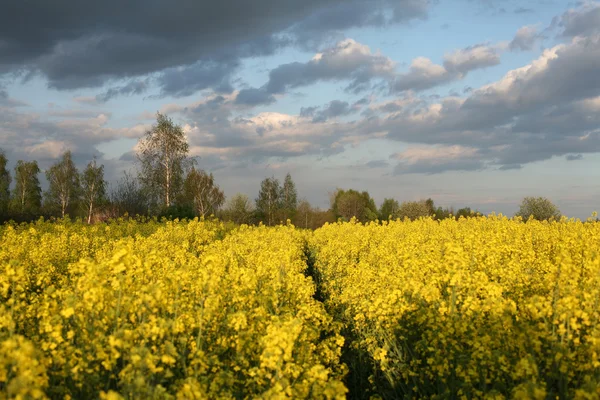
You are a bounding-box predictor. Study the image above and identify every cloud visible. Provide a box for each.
[391,57,454,92]
[355,30,600,171]
[391,43,502,92]
[509,25,541,51]
[0,0,429,96]
[262,39,396,95]
[158,94,368,166]
[311,100,353,123]
[392,145,485,174]
[289,0,428,49]
[300,106,319,118]
[152,26,600,174]
[235,88,276,106]
[96,79,149,102]
[365,159,390,168]
[157,59,239,97]
[443,43,502,74]
[73,96,99,105]
[566,153,583,161]
[498,164,522,170]
[0,107,147,171]
[558,2,600,37]
[0,88,26,107]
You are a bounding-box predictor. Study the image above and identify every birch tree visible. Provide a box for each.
[45,151,81,218]
[81,158,107,223]
[137,112,189,210]
[12,160,42,214]
[182,167,225,218]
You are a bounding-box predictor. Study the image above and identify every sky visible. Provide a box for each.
[1,0,600,218]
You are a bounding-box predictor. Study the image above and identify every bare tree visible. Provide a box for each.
[182,167,225,218]
[81,158,107,223]
[295,199,312,229]
[137,112,189,210]
[110,171,149,217]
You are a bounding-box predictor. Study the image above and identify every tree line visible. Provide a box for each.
[0,113,567,226]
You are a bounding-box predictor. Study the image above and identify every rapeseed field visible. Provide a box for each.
[2,216,600,399]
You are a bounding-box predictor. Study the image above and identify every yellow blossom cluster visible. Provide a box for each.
[310,215,600,399]
[0,219,346,399]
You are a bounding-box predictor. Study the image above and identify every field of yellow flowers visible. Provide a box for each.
[311,216,600,399]
[2,216,600,399]
[0,218,346,399]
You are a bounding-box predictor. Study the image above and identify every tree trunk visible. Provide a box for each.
[87,182,95,224]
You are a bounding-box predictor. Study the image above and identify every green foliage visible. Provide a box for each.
[11,160,42,215]
[397,200,432,221]
[256,177,282,226]
[333,189,378,223]
[433,206,452,220]
[379,198,400,220]
[158,203,196,220]
[281,173,298,221]
[223,193,254,225]
[516,196,561,221]
[181,167,225,218]
[456,207,477,219]
[0,150,10,217]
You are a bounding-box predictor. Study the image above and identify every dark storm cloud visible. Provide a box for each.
[566,154,583,161]
[0,0,429,96]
